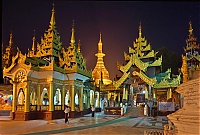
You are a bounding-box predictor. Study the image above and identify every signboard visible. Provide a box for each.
[136,94,145,103]
[158,102,175,111]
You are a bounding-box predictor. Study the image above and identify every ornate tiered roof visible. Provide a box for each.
[181,21,200,82]
[3,5,91,78]
[114,23,180,88]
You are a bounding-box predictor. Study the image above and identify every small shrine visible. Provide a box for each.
[2,5,93,120]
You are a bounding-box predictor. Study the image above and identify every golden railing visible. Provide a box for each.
[39,105,49,111]
[16,105,24,111]
[30,105,37,111]
[54,105,62,110]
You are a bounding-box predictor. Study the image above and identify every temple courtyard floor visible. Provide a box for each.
[0,112,168,135]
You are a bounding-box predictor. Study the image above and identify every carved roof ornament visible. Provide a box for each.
[92,33,112,86]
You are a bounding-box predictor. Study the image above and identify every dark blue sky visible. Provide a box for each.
[2,1,200,80]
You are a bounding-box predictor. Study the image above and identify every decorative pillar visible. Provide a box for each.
[49,81,54,111]
[79,86,83,112]
[37,84,41,111]
[125,86,128,101]
[12,82,17,113]
[122,85,126,101]
[153,89,157,106]
[118,92,120,103]
[24,81,31,112]
[87,90,91,108]
[148,85,152,116]
[62,85,66,110]
[167,88,172,100]
[71,84,75,111]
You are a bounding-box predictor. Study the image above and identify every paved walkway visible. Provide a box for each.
[0,112,168,135]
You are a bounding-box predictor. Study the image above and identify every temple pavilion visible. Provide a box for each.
[100,23,181,116]
[2,5,94,120]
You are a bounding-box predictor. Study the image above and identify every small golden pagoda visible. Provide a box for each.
[92,33,112,86]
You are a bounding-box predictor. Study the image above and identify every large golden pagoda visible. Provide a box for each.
[92,33,112,86]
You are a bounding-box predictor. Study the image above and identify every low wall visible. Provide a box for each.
[0,110,11,116]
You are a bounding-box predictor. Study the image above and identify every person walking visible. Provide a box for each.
[91,105,95,117]
[64,105,70,123]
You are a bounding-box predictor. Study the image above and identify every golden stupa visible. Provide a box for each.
[92,33,112,86]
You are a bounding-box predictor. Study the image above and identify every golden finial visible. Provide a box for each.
[98,33,103,53]
[70,20,75,45]
[52,3,55,12]
[78,40,81,53]
[99,33,102,43]
[32,30,36,51]
[139,22,142,38]
[188,21,193,35]
[9,31,13,47]
[50,3,55,27]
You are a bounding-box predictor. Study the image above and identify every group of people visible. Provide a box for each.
[64,105,96,123]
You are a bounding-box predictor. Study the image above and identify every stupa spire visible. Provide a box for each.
[98,33,103,53]
[70,20,75,45]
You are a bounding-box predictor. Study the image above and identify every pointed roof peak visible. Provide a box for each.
[49,3,56,28]
[188,21,193,35]
[139,22,142,38]
[70,20,75,45]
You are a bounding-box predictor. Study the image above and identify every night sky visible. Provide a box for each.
[2,1,200,80]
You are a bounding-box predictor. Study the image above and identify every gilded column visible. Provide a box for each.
[12,82,17,112]
[153,89,157,106]
[88,91,91,108]
[79,86,83,111]
[167,88,172,100]
[123,86,126,100]
[24,81,31,112]
[125,86,128,101]
[37,84,41,111]
[49,81,54,111]
[62,85,66,110]
[71,84,75,111]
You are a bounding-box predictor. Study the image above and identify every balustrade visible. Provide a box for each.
[16,105,24,111]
